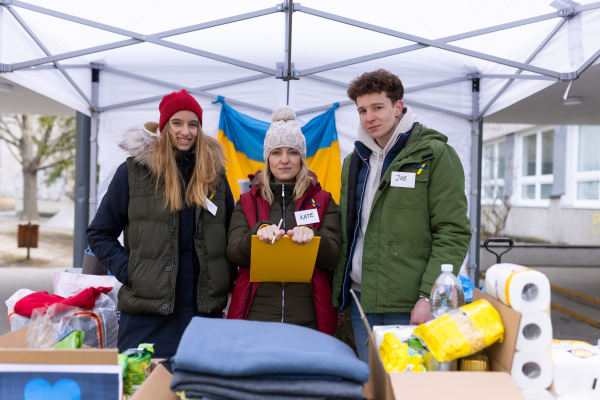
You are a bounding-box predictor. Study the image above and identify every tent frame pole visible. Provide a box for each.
[5,5,92,107]
[297,5,578,77]
[89,66,100,222]
[297,5,567,79]
[73,111,91,269]
[9,0,280,75]
[96,66,272,114]
[304,75,472,119]
[480,16,569,116]
[470,78,482,287]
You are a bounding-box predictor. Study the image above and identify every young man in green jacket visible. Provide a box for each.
[332,69,471,361]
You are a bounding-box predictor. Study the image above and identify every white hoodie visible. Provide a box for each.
[350,106,417,292]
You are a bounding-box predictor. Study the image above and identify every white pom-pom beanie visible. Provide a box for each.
[263,106,306,161]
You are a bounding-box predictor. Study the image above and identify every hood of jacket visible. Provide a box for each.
[119,122,160,169]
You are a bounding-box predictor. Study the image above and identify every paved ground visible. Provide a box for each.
[0,208,598,345]
[531,266,600,345]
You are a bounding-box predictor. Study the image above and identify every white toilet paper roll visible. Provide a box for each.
[511,351,554,391]
[551,343,600,397]
[516,313,553,352]
[521,389,554,400]
[485,263,551,313]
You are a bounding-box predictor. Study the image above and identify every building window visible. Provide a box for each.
[518,129,554,203]
[576,126,600,201]
[483,141,505,203]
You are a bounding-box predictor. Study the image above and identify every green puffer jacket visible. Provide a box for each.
[119,158,230,315]
[332,122,471,313]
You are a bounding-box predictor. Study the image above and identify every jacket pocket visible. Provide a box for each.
[385,172,428,210]
[385,241,432,306]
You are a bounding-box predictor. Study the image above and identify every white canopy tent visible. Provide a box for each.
[2,0,600,279]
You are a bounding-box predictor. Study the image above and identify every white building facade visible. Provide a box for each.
[482,124,600,245]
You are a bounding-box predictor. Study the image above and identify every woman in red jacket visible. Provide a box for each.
[226,106,341,335]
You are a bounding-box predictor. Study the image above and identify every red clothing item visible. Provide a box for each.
[14,287,113,318]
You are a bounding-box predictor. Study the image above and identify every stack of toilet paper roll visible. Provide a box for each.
[485,263,554,396]
[550,340,600,399]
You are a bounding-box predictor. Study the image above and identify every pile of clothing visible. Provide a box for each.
[171,317,369,400]
[6,286,117,349]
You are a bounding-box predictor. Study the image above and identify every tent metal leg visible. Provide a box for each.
[89,67,100,223]
[470,78,483,287]
[73,111,91,269]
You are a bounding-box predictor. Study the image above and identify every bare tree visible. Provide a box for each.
[0,114,75,221]
[481,194,511,240]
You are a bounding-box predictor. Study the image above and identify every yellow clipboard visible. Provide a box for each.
[250,235,320,283]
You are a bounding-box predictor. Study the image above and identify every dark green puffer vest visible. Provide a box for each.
[117,157,230,315]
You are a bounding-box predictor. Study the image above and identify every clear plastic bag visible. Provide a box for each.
[412,299,504,362]
[26,303,82,348]
[5,288,35,332]
[24,294,118,349]
[458,274,474,303]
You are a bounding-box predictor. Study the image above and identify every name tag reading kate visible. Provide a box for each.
[206,198,218,216]
[391,171,416,188]
[295,209,320,225]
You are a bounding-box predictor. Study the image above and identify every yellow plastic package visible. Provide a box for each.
[379,333,425,372]
[412,299,504,362]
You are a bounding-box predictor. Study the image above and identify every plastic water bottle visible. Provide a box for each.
[430,264,466,318]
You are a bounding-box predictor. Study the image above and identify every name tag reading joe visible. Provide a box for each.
[391,171,416,188]
[295,209,320,225]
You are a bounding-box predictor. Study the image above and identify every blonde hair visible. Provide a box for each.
[258,158,314,205]
[149,124,225,212]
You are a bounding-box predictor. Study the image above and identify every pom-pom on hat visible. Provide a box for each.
[263,106,306,161]
[158,89,203,132]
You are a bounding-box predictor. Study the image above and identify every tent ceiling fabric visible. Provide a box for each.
[2,1,600,193]
[2,0,600,119]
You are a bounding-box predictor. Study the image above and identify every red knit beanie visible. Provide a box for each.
[158,89,203,131]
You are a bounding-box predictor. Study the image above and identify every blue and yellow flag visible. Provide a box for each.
[216,99,341,202]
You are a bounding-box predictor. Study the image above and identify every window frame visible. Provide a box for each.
[563,125,600,209]
[514,126,554,207]
[481,139,506,206]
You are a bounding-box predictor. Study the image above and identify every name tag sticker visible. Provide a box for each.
[295,209,320,225]
[391,171,416,188]
[206,198,218,216]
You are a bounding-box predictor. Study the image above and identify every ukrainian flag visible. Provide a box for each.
[216,99,341,202]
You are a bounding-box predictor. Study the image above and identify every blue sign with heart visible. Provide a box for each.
[0,372,120,400]
[24,378,81,400]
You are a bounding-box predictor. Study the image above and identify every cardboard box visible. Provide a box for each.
[130,363,178,400]
[354,289,526,400]
[0,325,122,399]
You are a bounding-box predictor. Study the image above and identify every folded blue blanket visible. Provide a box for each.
[172,318,369,383]
[170,370,365,400]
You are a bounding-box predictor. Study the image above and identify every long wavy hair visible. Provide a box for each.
[149,123,225,212]
[258,157,314,205]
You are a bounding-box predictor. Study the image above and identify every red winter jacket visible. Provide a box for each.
[227,174,338,335]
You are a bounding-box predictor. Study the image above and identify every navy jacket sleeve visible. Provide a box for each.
[223,178,237,284]
[86,162,130,284]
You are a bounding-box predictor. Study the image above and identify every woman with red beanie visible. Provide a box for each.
[87,89,235,358]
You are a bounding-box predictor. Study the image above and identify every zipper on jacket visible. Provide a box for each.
[281,184,286,231]
[170,215,176,313]
[341,156,370,310]
[281,183,285,322]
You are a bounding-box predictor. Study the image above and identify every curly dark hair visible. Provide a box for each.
[347,69,404,103]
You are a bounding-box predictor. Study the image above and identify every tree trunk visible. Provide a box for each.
[20,115,40,222]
